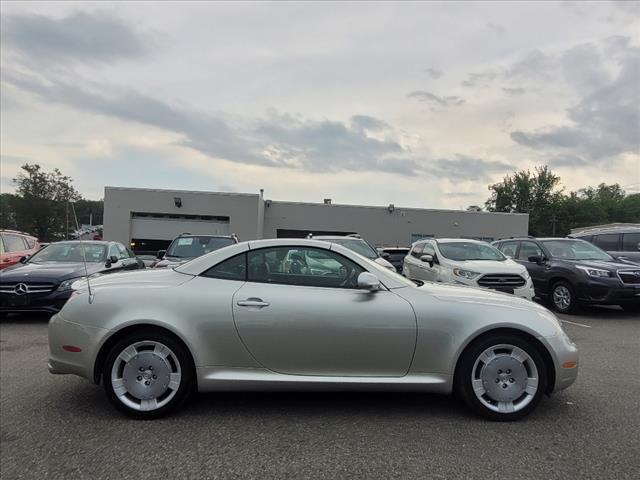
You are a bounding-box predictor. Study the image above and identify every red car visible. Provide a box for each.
[0,230,40,269]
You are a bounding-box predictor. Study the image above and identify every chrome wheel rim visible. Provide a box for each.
[471,344,539,414]
[553,285,571,311]
[110,341,181,411]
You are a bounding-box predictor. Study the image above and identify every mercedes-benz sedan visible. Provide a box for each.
[48,239,578,421]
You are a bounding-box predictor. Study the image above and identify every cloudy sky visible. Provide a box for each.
[1,1,639,208]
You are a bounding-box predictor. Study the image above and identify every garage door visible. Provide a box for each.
[131,213,230,241]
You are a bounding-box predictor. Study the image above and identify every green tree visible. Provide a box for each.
[485,166,563,235]
[0,193,19,230]
[485,166,638,236]
[11,164,82,241]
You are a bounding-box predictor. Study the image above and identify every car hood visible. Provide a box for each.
[0,262,104,283]
[447,258,527,274]
[79,268,193,291]
[417,281,547,313]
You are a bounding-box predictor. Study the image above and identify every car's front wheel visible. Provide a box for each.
[104,329,194,419]
[550,281,577,314]
[456,334,548,421]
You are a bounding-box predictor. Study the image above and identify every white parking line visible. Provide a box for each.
[561,319,592,328]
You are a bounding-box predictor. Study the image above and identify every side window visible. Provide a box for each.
[422,242,436,256]
[25,237,36,249]
[497,241,518,258]
[0,236,4,254]
[108,245,120,260]
[518,241,542,261]
[593,234,620,251]
[247,246,365,289]
[202,253,247,281]
[622,233,640,252]
[116,244,130,259]
[3,234,27,252]
[411,243,424,258]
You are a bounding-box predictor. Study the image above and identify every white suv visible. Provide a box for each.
[402,238,535,301]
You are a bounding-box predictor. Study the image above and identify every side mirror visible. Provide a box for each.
[528,255,545,265]
[420,254,434,266]
[157,250,167,260]
[357,272,380,291]
[19,255,29,264]
[380,252,391,260]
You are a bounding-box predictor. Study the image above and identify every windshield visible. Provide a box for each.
[541,239,613,261]
[329,238,379,259]
[166,236,235,258]
[438,242,506,261]
[28,243,106,264]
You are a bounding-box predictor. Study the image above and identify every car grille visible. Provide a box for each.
[617,270,640,285]
[477,274,526,289]
[0,282,56,294]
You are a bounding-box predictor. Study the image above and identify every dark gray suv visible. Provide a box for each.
[569,227,640,265]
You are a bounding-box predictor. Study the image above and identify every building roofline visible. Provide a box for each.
[104,186,260,198]
[266,199,529,216]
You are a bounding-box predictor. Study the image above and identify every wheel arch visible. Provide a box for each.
[453,327,556,395]
[93,323,196,385]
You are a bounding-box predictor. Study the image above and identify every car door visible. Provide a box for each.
[621,233,640,263]
[404,242,425,280]
[231,245,417,377]
[515,241,548,294]
[420,241,441,282]
[593,233,622,259]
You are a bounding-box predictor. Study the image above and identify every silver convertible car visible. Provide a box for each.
[48,239,578,421]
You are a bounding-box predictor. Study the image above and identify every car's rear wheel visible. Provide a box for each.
[550,281,577,314]
[104,330,194,419]
[457,335,547,421]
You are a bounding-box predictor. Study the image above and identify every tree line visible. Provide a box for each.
[0,163,638,241]
[483,165,640,236]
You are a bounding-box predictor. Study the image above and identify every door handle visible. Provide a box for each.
[236,298,270,308]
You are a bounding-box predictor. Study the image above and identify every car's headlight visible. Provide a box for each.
[576,265,611,278]
[521,270,530,280]
[453,268,480,279]
[57,276,87,291]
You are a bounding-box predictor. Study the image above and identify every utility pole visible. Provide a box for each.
[551,215,557,237]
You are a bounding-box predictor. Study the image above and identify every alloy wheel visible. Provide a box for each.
[471,343,539,414]
[110,340,182,412]
[553,285,572,311]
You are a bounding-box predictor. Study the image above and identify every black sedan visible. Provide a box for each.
[0,241,143,315]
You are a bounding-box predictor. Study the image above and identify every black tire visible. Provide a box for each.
[456,334,548,421]
[103,328,195,419]
[550,280,578,314]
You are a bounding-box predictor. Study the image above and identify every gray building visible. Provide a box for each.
[104,186,529,252]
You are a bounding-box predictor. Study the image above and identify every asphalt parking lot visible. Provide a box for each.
[1,307,639,480]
